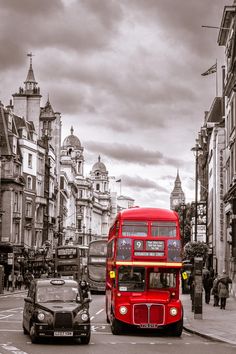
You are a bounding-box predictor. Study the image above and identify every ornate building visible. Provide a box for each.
[60,129,114,246]
[0,55,133,259]
[170,171,185,210]
[0,55,61,253]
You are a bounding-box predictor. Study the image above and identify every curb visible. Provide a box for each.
[183,325,236,345]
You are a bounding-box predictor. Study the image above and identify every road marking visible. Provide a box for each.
[0,344,29,354]
[0,308,22,314]
[96,309,104,315]
[183,331,191,336]
[0,315,14,320]
[0,330,22,332]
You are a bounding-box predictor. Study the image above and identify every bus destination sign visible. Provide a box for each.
[146,241,164,251]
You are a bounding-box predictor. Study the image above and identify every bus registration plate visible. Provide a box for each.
[139,324,159,328]
[54,331,73,337]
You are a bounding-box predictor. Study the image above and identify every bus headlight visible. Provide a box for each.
[119,306,128,315]
[170,307,178,316]
[37,312,45,321]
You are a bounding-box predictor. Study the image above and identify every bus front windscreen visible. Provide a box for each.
[57,248,78,258]
[88,265,106,281]
[89,242,107,256]
[148,268,177,289]
[118,266,145,292]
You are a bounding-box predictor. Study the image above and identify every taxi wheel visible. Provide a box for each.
[23,324,28,335]
[30,324,39,343]
[80,332,91,345]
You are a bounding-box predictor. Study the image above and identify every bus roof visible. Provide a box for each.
[117,207,178,222]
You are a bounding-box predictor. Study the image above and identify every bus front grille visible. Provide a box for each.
[133,304,164,325]
[54,312,73,329]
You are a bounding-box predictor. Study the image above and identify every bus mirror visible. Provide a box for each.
[110,271,116,279]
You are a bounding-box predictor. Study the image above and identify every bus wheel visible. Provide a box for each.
[111,314,123,335]
[170,318,183,337]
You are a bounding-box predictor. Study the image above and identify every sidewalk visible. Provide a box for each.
[181,293,236,345]
[0,289,27,297]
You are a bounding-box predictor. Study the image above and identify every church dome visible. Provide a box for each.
[62,127,81,149]
[92,155,107,173]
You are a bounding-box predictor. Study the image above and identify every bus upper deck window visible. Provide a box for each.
[122,221,148,236]
[151,222,176,237]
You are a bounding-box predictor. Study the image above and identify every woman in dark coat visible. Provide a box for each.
[217,271,232,310]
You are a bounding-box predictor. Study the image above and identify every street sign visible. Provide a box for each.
[7,253,13,265]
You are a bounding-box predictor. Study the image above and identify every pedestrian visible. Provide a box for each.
[79,280,92,308]
[7,273,12,291]
[202,272,213,304]
[217,270,232,310]
[24,270,34,289]
[16,273,23,290]
[187,272,194,301]
[212,273,219,307]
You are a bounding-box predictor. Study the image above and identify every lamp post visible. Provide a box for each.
[181,202,186,247]
[191,141,203,242]
[82,225,86,246]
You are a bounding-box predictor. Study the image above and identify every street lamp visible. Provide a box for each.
[191,140,203,242]
[181,202,186,246]
[82,225,86,246]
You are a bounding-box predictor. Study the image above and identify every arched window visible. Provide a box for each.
[96,183,100,191]
[27,176,32,190]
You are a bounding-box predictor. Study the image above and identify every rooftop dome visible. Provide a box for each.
[62,127,81,149]
[92,155,107,173]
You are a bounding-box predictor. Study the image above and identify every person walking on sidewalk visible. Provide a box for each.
[212,273,219,306]
[203,272,213,304]
[218,270,232,310]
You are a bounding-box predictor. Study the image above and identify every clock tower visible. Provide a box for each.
[170,170,185,210]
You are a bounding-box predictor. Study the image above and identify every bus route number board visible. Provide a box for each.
[134,240,164,251]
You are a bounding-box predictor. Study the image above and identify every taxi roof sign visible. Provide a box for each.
[50,279,65,286]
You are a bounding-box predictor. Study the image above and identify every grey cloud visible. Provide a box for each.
[118,174,169,193]
[85,141,184,167]
[0,0,123,71]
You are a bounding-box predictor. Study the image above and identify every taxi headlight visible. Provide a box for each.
[119,306,128,315]
[37,312,45,321]
[81,313,89,322]
[170,307,178,316]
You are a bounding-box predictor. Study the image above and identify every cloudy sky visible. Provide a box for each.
[0,0,228,208]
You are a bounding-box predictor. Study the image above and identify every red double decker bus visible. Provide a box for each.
[106,207,183,336]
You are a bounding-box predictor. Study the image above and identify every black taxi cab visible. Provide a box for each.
[22,278,91,344]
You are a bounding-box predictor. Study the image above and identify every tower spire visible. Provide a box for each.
[24,52,38,94]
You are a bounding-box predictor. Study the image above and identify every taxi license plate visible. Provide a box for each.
[54,331,73,337]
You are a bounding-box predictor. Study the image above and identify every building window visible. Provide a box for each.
[27,176,32,190]
[14,192,19,212]
[230,149,234,181]
[77,219,82,231]
[26,202,32,217]
[96,184,100,191]
[28,153,32,168]
[14,223,20,244]
[230,100,234,132]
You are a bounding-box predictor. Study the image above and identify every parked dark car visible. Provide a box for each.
[22,278,91,344]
